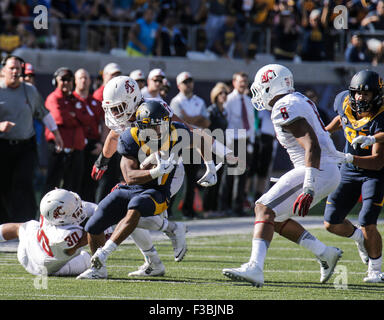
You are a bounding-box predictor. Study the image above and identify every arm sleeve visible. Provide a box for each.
[42,113,58,132]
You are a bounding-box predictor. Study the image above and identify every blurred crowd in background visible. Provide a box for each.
[0,0,379,223]
[2,0,384,63]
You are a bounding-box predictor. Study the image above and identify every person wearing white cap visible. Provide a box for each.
[93,63,122,103]
[170,71,211,219]
[141,68,165,99]
[129,69,146,89]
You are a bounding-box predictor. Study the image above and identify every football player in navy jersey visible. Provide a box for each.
[77,100,218,279]
[324,70,384,283]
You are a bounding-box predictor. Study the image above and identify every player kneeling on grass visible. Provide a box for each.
[222,64,343,287]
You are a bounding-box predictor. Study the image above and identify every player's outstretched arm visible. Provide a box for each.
[325,115,342,134]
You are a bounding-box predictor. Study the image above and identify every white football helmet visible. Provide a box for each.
[40,189,86,226]
[250,64,294,111]
[102,76,143,133]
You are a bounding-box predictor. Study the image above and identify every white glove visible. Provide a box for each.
[332,150,354,164]
[149,153,175,179]
[197,161,223,187]
[351,135,376,149]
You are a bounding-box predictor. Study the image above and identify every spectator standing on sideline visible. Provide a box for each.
[160,78,171,103]
[129,69,146,90]
[203,82,230,217]
[92,62,123,203]
[73,68,103,202]
[170,71,210,219]
[141,68,165,100]
[43,67,87,196]
[0,55,63,223]
[222,71,255,216]
[93,63,122,103]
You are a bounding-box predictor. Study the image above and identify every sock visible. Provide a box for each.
[0,225,5,242]
[249,238,269,269]
[349,227,364,242]
[102,239,118,257]
[368,255,382,273]
[298,230,327,257]
[143,246,161,264]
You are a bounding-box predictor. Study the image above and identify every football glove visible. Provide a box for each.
[149,153,175,179]
[351,135,376,149]
[91,153,110,181]
[197,161,223,187]
[293,187,314,217]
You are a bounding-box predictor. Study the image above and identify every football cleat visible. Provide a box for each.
[128,261,165,277]
[222,262,264,287]
[363,271,384,283]
[164,222,188,262]
[316,246,343,283]
[76,266,107,279]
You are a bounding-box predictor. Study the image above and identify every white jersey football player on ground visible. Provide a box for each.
[0,188,187,277]
[0,189,102,276]
[222,64,343,287]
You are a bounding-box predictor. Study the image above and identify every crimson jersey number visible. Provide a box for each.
[37,215,80,257]
[280,97,326,131]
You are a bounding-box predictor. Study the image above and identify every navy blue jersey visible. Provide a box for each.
[334,90,384,175]
[117,121,192,194]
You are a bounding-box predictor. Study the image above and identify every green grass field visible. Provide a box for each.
[0,221,383,301]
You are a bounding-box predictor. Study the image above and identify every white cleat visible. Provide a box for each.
[222,262,264,287]
[76,266,107,279]
[355,239,369,265]
[317,247,343,283]
[363,271,384,283]
[128,261,166,277]
[164,222,188,262]
[76,248,108,280]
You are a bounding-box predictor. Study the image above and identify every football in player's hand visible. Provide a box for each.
[140,152,158,170]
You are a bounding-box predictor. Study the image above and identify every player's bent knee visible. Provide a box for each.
[255,203,275,221]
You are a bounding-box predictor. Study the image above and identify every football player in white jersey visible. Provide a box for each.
[222,64,343,287]
[0,189,102,276]
[0,188,187,277]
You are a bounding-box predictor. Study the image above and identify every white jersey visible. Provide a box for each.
[17,201,112,276]
[271,92,339,168]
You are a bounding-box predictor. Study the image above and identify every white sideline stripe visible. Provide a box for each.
[0,292,170,300]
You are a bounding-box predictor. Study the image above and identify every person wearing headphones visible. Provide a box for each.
[43,67,90,196]
[0,55,63,223]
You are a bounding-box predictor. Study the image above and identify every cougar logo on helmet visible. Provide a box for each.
[261,70,276,83]
[53,206,64,219]
[125,80,135,94]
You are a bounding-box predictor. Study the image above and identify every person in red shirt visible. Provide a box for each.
[44,67,89,195]
[92,62,124,203]
[73,68,104,202]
